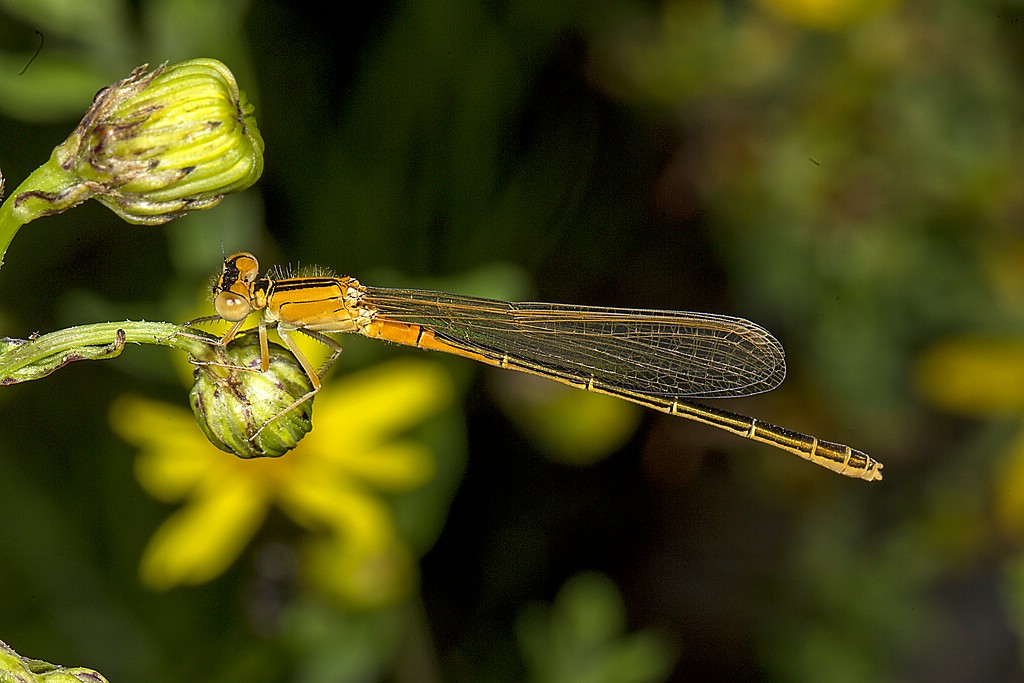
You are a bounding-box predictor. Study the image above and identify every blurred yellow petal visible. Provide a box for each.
[278,475,394,542]
[297,437,435,493]
[916,339,1024,414]
[112,395,219,501]
[140,474,268,589]
[305,359,454,455]
[111,393,209,456]
[134,448,217,502]
[301,532,416,609]
[328,440,436,490]
[754,0,897,29]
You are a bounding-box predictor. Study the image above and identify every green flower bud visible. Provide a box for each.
[0,639,109,682]
[190,336,314,458]
[13,58,263,226]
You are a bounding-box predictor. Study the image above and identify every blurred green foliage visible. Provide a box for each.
[3,0,1024,681]
[515,572,677,683]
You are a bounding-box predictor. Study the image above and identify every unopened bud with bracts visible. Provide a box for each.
[8,58,263,227]
[189,335,313,459]
[0,638,109,682]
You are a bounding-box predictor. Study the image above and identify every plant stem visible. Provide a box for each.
[0,158,86,268]
[0,320,218,385]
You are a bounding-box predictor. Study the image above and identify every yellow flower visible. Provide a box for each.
[916,338,1024,537]
[111,358,453,607]
[754,0,897,29]
[917,339,1024,414]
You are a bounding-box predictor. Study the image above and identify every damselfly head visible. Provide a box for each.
[222,252,261,286]
[213,252,261,321]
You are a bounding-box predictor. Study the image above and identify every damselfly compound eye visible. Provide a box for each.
[215,290,251,322]
[225,252,260,284]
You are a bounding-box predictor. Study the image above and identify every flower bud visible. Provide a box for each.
[0,638,109,682]
[44,58,263,224]
[190,336,313,458]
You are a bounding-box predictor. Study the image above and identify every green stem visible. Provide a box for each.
[0,320,217,385]
[0,158,90,269]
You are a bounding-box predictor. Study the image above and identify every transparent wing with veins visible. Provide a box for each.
[363,288,787,400]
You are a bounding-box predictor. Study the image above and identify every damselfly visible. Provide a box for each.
[210,252,882,481]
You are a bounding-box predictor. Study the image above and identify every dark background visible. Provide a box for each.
[2,1,1024,681]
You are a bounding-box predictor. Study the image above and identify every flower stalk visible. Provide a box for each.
[1,320,319,459]
[0,321,216,385]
